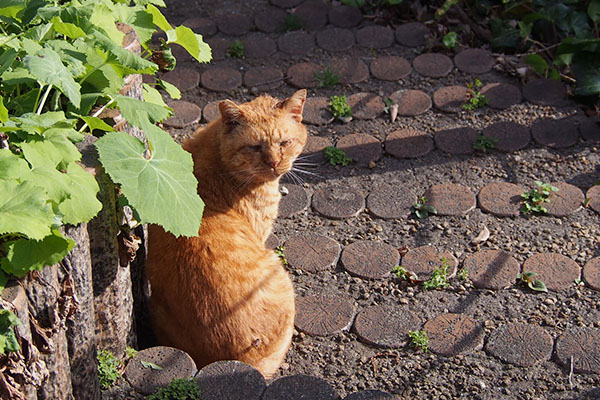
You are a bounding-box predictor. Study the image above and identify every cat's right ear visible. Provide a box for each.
[219,100,243,128]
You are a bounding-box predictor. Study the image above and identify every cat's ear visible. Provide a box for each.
[219,100,243,127]
[280,89,307,122]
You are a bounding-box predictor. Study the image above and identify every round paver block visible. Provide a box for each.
[463,250,521,290]
[195,360,266,400]
[579,117,600,141]
[284,234,341,273]
[486,323,553,367]
[424,313,484,356]
[345,390,398,400]
[556,327,600,374]
[482,121,530,152]
[182,17,217,37]
[385,128,434,159]
[544,181,584,217]
[433,85,468,113]
[312,185,365,219]
[329,58,369,84]
[587,185,600,214]
[202,100,221,122]
[216,13,251,36]
[531,118,579,148]
[347,93,385,120]
[265,233,280,249]
[480,82,522,109]
[163,101,202,128]
[366,183,416,219]
[370,56,411,81]
[244,34,278,59]
[523,253,581,291]
[583,257,600,291]
[523,78,566,106]
[278,184,309,217]
[270,0,304,8]
[295,294,355,336]
[401,246,458,280]
[205,38,231,61]
[423,183,476,216]
[294,1,328,31]
[263,375,338,400]
[356,25,394,49]
[124,346,197,395]
[161,67,200,92]
[254,7,287,33]
[278,31,315,56]
[434,127,479,155]
[302,135,331,165]
[336,133,382,166]
[453,48,494,74]
[328,4,362,28]
[389,90,432,116]
[201,67,242,92]
[316,27,355,52]
[244,66,283,91]
[354,305,421,348]
[413,53,453,78]
[286,62,321,89]
[477,181,524,217]
[304,97,334,125]
[395,22,429,47]
[341,240,399,280]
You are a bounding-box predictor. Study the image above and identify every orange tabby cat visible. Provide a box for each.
[146,89,307,378]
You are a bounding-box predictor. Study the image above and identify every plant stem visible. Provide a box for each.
[36,84,53,115]
[78,98,115,133]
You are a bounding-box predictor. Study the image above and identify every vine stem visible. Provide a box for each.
[78,98,115,133]
[36,84,53,115]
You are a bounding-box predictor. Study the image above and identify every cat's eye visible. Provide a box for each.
[280,140,290,147]
[248,145,262,152]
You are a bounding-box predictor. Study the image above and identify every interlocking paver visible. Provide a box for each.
[216,13,251,36]
[353,305,421,348]
[531,118,579,148]
[287,62,321,89]
[244,66,284,91]
[303,97,334,125]
[278,184,309,217]
[366,183,416,219]
[161,67,200,92]
[453,48,494,74]
[302,135,332,165]
[270,0,303,8]
[205,38,231,61]
[244,33,278,59]
[202,100,221,122]
[477,182,524,217]
[555,327,600,374]
[195,361,266,400]
[254,7,287,33]
[344,390,397,400]
[432,85,468,112]
[295,294,355,336]
[294,0,328,31]
[394,22,429,47]
[312,185,365,219]
[423,183,476,216]
[385,128,434,158]
[336,133,382,166]
[401,246,458,280]
[579,116,600,141]
[424,313,484,356]
[522,253,581,291]
[523,78,566,106]
[388,90,432,116]
[201,67,242,92]
[587,185,600,214]
[316,27,355,52]
[328,4,362,28]
[341,240,399,279]
[278,31,315,55]
[480,82,522,109]
[463,250,520,290]
[356,26,394,49]
[482,121,530,152]
[369,56,410,81]
[412,53,453,78]
[163,101,202,128]
[329,57,369,84]
[347,93,385,120]
[434,126,479,154]
[182,17,217,37]
[544,182,584,217]
[284,234,341,273]
[265,233,280,249]
[486,323,553,367]
[583,257,600,291]
[263,375,338,400]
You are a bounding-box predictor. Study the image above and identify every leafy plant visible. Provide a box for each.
[125,346,138,359]
[147,378,202,400]
[274,246,288,266]
[323,146,352,166]
[391,265,408,280]
[412,197,437,219]
[526,54,561,80]
[443,31,458,49]
[0,309,20,354]
[329,95,352,119]
[473,135,497,153]
[383,97,395,114]
[435,0,459,19]
[423,258,450,290]
[518,272,548,293]
[97,350,121,390]
[520,181,559,214]
[408,330,429,352]
[457,267,468,281]
[462,79,488,111]
[314,67,340,89]
[279,13,303,32]
[226,40,244,59]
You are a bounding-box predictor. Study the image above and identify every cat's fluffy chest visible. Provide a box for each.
[234,182,281,241]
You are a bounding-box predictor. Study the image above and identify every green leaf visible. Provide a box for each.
[166,25,212,63]
[0,180,54,240]
[95,123,204,237]
[157,79,181,99]
[572,51,600,96]
[127,9,155,44]
[525,54,548,76]
[0,309,20,354]
[142,84,168,108]
[0,270,7,293]
[415,209,427,219]
[57,162,102,225]
[140,360,163,370]
[0,96,8,123]
[589,0,600,23]
[0,48,18,75]
[89,4,124,46]
[114,94,171,126]
[51,16,86,39]
[91,30,158,75]
[0,0,25,20]
[528,279,548,293]
[1,231,74,277]
[442,32,457,49]
[79,116,115,133]
[0,149,30,181]
[146,4,172,32]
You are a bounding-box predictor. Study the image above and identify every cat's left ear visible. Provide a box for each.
[280,89,307,123]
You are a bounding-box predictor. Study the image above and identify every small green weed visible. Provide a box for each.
[391,265,408,280]
[279,13,304,32]
[462,79,488,111]
[275,246,288,266]
[525,54,560,80]
[473,135,497,153]
[383,97,395,114]
[147,378,202,400]
[412,197,437,219]
[0,309,20,354]
[423,258,451,290]
[518,272,548,293]
[520,181,559,214]
[457,267,468,281]
[125,346,138,359]
[443,31,458,49]
[408,330,429,352]
[323,146,352,166]
[329,95,352,119]
[314,67,340,88]
[226,40,244,58]
[97,350,121,390]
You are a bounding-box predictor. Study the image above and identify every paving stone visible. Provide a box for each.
[423,183,476,216]
[255,7,287,33]
[366,183,416,219]
[303,97,334,125]
[531,118,579,148]
[341,240,399,280]
[453,48,495,74]
[353,305,421,348]
[312,185,365,219]
[486,323,553,367]
[195,360,266,400]
[395,22,429,47]
[583,257,600,291]
[170,43,194,63]
[482,121,530,152]
[347,93,385,120]
[302,135,332,165]
[523,78,567,106]
[182,17,217,37]
[336,133,382,166]
[432,85,468,112]
[424,313,484,356]
[203,100,221,122]
[286,62,321,89]
[370,56,411,81]
[201,67,242,92]
[163,101,202,128]
[545,181,584,217]
[587,185,600,214]
[270,0,304,7]
[385,128,434,158]
[329,57,369,84]
[413,53,453,78]
[244,66,284,91]
[278,184,310,217]
[284,234,341,273]
[265,233,280,249]
[522,253,581,291]
[124,346,197,395]
[401,245,458,280]
[316,27,355,52]
[477,181,524,217]
[262,375,338,400]
[555,327,600,374]
[278,31,315,56]
[328,4,362,28]
[295,294,354,336]
[463,250,521,290]
[480,82,522,109]
[161,67,200,92]
[345,390,398,400]
[294,0,328,31]
[579,116,600,141]
[243,33,278,59]
[216,13,251,36]
[388,90,432,116]
[434,126,479,154]
[205,38,231,61]
[356,25,394,49]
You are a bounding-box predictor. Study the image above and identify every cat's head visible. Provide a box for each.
[217,89,308,182]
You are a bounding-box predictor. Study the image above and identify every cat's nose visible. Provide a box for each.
[265,159,280,169]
